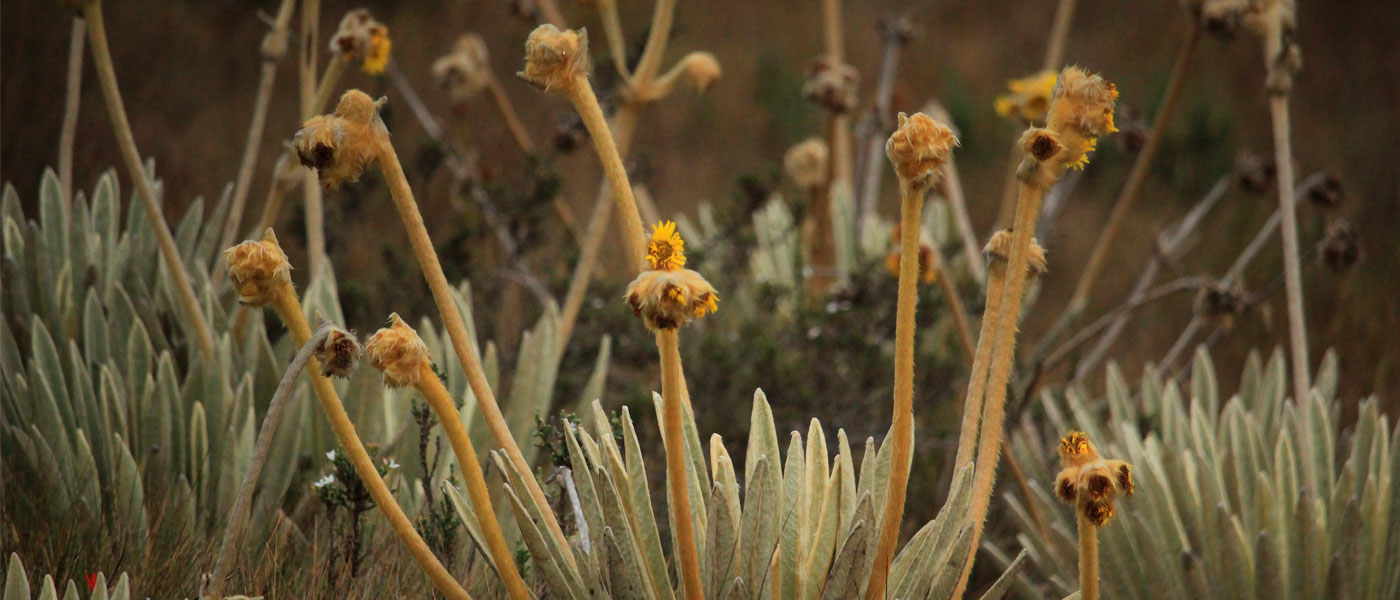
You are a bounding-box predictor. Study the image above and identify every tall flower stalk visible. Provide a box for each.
[79,0,216,357]
[865,112,958,600]
[1054,432,1135,600]
[364,315,532,600]
[291,89,577,566]
[223,230,470,600]
[953,66,1119,598]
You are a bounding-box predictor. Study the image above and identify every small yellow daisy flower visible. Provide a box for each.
[646,220,687,271]
[625,222,719,330]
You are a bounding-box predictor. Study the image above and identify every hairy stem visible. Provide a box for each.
[953,180,1047,599]
[954,257,1006,472]
[374,138,579,568]
[565,78,648,273]
[264,285,471,599]
[864,179,924,600]
[658,328,703,600]
[1078,512,1099,600]
[59,18,86,206]
[83,0,216,357]
[1269,94,1311,404]
[216,0,298,276]
[208,322,331,600]
[414,361,532,600]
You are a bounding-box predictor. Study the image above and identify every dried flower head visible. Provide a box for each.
[314,322,363,379]
[1307,174,1345,209]
[1054,431,1133,527]
[994,70,1059,123]
[292,90,390,188]
[1321,219,1360,273]
[519,25,588,92]
[433,34,493,104]
[1243,0,1302,92]
[802,55,860,114]
[330,9,392,75]
[1194,280,1246,330]
[886,112,959,190]
[984,229,1049,278]
[224,229,292,306]
[1026,66,1119,174]
[364,313,430,388]
[884,224,937,284]
[784,137,830,189]
[625,222,719,330]
[1235,151,1277,194]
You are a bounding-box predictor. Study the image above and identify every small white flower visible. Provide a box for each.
[314,474,336,488]
[326,449,338,461]
[385,458,401,470]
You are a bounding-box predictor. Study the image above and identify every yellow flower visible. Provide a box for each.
[1053,431,1133,527]
[364,313,429,388]
[363,27,392,75]
[646,221,687,272]
[994,70,1058,122]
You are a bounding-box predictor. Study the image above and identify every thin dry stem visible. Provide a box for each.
[536,0,567,28]
[596,0,632,79]
[83,0,216,357]
[374,137,579,568]
[414,361,532,600]
[1269,94,1311,403]
[216,0,298,274]
[1078,512,1099,600]
[1043,0,1080,71]
[267,285,472,600]
[952,181,1047,599]
[487,74,537,155]
[59,18,85,206]
[208,322,331,600]
[940,154,987,286]
[928,242,976,363]
[804,180,838,298]
[864,179,924,600]
[658,328,703,600]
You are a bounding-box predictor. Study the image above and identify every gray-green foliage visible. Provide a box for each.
[3,553,147,600]
[1,168,609,574]
[994,348,1399,600]
[448,389,1030,599]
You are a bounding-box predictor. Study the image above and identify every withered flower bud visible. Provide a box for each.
[679,52,722,93]
[1055,431,1133,527]
[224,229,292,306]
[519,25,588,92]
[330,9,392,75]
[802,55,859,114]
[433,34,493,104]
[985,229,1048,278]
[1321,219,1360,273]
[1306,174,1345,209]
[784,137,830,190]
[886,112,958,191]
[1234,151,1276,194]
[314,323,363,379]
[364,313,430,388]
[1194,280,1246,330]
[292,90,389,188]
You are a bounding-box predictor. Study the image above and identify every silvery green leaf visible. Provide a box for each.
[4,553,30,600]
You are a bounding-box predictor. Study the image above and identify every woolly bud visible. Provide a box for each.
[330,9,392,75]
[784,137,830,189]
[624,269,720,331]
[364,313,430,388]
[802,55,859,114]
[984,229,1048,278]
[1234,151,1276,194]
[886,112,958,191]
[519,25,588,92]
[433,34,493,104]
[680,52,722,92]
[1194,280,1246,330]
[1047,67,1119,138]
[314,322,363,379]
[224,229,292,306]
[1321,219,1360,273]
[292,90,389,188]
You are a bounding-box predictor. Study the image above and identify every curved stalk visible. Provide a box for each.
[563,78,648,272]
[59,18,85,205]
[414,361,532,600]
[374,137,579,568]
[658,329,703,600]
[864,178,924,600]
[267,284,470,599]
[82,0,216,357]
[208,322,331,600]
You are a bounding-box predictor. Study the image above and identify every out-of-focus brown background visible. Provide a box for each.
[4,0,1398,412]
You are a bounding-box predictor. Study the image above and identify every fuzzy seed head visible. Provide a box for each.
[802,55,860,114]
[224,229,292,306]
[315,325,363,379]
[433,34,492,103]
[1054,431,1133,527]
[330,9,392,75]
[624,269,720,331]
[519,25,588,92]
[784,137,830,189]
[364,313,430,388]
[995,70,1058,123]
[292,90,389,188]
[886,112,958,190]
